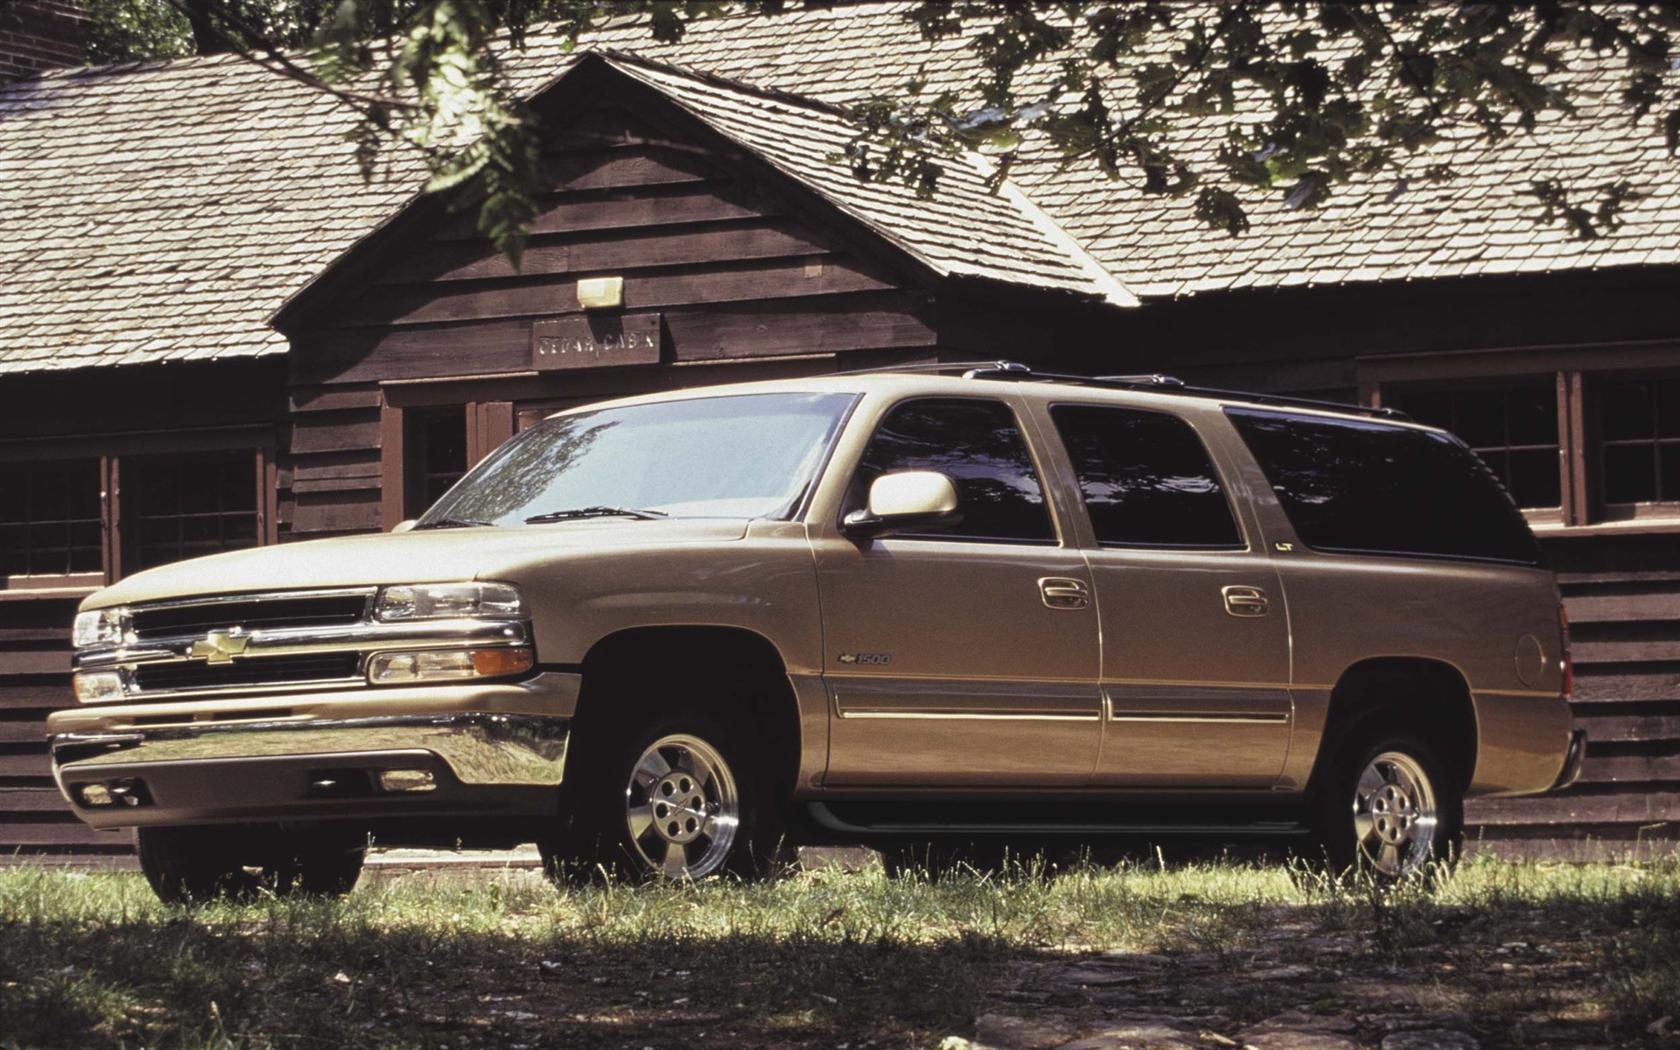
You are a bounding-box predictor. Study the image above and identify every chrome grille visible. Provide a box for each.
[130,592,370,641]
[77,587,528,702]
[132,652,363,694]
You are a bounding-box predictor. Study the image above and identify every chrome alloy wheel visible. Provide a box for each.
[1353,751,1440,877]
[624,734,740,879]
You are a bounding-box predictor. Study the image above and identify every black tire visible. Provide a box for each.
[1307,720,1464,881]
[543,707,785,883]
[137,826,366,904]
[280,833,368,897]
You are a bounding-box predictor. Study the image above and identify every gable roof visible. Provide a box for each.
[279,51,1135,330]
[0,38,1127,378]
[560,3,1680,298]
[597,53,1134,307]
[1,1,1676,377]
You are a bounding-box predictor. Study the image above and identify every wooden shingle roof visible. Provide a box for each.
[563,3,1680,299]
[2,1,1676,375]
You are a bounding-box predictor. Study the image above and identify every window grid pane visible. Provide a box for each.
[0,460,102,577]
[124,453,258,572]
[1599,378,1680,505]
[1390,385,1560,509]
[412,408,469,509]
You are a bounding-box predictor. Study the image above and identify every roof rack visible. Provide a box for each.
[846,360,1411,421]
[835,360,1030,378]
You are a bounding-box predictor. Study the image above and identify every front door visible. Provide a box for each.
[1041,402,1293,787]
[815,396,1102,787]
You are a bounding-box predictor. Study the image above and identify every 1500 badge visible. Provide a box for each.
[837,652,892,666]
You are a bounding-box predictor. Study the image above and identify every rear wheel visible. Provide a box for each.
[544,709,784,882]
[136,826,366,903]
[1308,724,1463,880]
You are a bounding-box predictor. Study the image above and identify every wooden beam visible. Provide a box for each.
[469,402,514,466]
[379,401,405,531]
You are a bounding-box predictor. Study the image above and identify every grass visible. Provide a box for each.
[0,852,1676,1048]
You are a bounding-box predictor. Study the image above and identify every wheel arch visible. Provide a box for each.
[1306,656,1479,798]
[575,624,802,800]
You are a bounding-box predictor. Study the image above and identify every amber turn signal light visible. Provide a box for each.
[471,647,535,677]
[366,646,534,684]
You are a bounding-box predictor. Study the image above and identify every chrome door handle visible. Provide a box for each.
[1039,577,1090,610]
[1222,585,1269,617]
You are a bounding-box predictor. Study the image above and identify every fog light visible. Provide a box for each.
[366,647,533,684]
[78,783,114,807]
[379,769,436,793]
[73,671,126,703]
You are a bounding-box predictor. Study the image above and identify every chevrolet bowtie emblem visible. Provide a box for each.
[189,629,249,665]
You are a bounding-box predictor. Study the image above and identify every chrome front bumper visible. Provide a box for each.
[52,712,570,788]
[49,672,580,828]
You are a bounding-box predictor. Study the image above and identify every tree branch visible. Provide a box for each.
[1369,5,1447,124]
[159,0,420,117]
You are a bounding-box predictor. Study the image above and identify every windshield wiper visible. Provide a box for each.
[524,506,669,524]
[414,516,497,530]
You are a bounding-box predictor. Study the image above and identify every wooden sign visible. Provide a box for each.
[532,313,663,371]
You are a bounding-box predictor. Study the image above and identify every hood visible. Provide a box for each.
[87,518,751,609]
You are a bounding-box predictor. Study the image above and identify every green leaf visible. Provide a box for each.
[1194,187,1251,236]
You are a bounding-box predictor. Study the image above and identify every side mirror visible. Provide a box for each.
[841,470,960,539]
[392,519,418,534]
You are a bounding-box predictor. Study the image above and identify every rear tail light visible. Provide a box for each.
[1558,604,1573,699]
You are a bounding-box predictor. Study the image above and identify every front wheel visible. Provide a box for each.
[544,713,783,882]
[1308,725,1463,880]
[137,826,366,903]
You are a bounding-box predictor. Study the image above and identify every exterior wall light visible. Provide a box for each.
[577,276,624,310]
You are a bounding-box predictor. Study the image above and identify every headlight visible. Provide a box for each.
[72,607,129,649]
[366,647,534,684]
[73,670,127,703]
[373,582,525,621]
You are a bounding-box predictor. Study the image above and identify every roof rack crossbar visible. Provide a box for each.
[834,359,1030,377]
[959,365,1410,421]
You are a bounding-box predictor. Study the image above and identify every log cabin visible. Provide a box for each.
[2,2,1676,863]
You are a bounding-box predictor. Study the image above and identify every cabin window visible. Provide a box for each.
[1389,384,1561,511]
[406,406,469,515]
[1598,377,1680,508]
[122,452,259,572]
[0,460,102,579]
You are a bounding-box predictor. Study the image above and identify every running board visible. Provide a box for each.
[806,801,1307,839]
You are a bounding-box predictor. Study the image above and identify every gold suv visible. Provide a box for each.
[49,364,1584,898]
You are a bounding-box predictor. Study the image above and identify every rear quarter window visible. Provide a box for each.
[1225,407,1543,566]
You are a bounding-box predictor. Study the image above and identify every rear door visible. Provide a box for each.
[1038,401,1294,787]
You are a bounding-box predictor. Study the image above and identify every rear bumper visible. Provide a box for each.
[1550,728,1588,792]
[49,674,577,829]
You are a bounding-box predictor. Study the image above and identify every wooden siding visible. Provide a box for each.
[0,592,132,859]
[286,385,384,540]
[285,101,935,390]
[1464,533,1680,858]
[0,362,285,859]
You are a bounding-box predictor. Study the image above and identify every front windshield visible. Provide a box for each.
[419,392,857,526]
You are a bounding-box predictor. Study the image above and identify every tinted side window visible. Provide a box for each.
[1226,408,1542,565]
[849,398,1054,543]
[1052,405,1241,548]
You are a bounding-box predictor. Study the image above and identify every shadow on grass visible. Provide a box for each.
[2,856,1676,1049]
[4,919,1008,1048]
